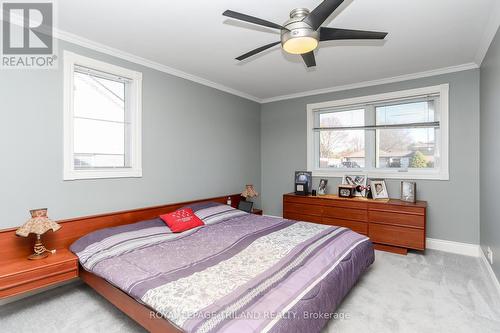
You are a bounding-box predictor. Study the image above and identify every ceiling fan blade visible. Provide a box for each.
[301,51,316,68]
[303,0,345,31]
[236,41,281,61]
[223,10,284,30]
[320,27,388,41]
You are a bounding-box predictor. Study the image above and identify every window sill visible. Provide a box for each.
[312,169,449,181]
[63,168,142,181]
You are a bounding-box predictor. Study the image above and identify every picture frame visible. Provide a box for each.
[338,184,355,198]
[342,174,367,197]
[370,179,389,199]
[295,181,309,196]
[401,181,416,203]
[318,179,328,195]
[294,171,312,193]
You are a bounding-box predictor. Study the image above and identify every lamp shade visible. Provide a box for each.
[241,185,258,199]
[16,208,61,237]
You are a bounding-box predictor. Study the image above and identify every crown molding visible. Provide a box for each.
[53,29,480,105]
[260,62,479,103]
[54,30,263,103]
[474,1,500,66]
[4,10,490,104]
[3,11,259,102]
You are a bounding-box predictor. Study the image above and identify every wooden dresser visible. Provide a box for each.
[283,193,427,255]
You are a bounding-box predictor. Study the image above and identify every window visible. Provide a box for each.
[307,85,449,180]
[64,51,142,180]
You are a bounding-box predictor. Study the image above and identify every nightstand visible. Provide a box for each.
[252,208,263,215]
[0,248,79,299]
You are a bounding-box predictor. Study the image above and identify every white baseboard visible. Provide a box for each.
[426,238,481,257]
[479,248,500,298]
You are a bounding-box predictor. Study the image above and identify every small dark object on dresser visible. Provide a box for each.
[237,200,254,213]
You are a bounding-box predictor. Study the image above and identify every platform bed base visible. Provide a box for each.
[80,269,182,333]
[373,243,408,255]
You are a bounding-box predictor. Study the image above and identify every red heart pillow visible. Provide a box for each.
[160,208,204,233]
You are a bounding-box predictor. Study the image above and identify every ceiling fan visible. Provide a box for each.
[223,0,388,68]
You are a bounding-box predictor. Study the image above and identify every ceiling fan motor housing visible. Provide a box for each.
[281,8,319,54]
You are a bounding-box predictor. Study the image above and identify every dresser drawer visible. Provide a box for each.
[284,202,323,216]
[369,210,424,229]
[284,196,326,206]
[369,223,425,250]
[324,206,367,222]
[284,212,323,224]
[369,203,425,215]
[322,218,368,235]
[282,193,427,254]
[0,260,78,298]
[325,199,368,210]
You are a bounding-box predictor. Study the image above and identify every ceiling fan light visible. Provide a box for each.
[282,37,318,55]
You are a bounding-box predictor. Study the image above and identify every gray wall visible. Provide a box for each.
[0,40,261,229]
[480,28,500,280]
[261,69,480,244]
[0,38,483,248]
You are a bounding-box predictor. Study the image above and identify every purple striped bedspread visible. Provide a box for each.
[70,208,374,333]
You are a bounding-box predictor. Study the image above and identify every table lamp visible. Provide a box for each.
[16,208,61,260]
[241,184,259,201]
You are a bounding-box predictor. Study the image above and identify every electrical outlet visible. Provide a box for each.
[487,247,493,265]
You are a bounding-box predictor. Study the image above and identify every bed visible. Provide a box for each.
[70,201,374,333]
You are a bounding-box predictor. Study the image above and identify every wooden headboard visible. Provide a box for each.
[0,194,242,262]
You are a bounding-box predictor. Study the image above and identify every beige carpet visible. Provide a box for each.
[1,250,500,333]
[325,250,500,333]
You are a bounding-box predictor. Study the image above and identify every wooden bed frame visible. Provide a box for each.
[0,194,243,332]
[80,269,182,333]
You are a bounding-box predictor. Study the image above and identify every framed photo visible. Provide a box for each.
[338,184,355,198]
[295,181,309,196]
[401,181,416,203]
[295,171,312,192]
[318,179,328,195]
[342,174,367,197]
[370,180,389,199]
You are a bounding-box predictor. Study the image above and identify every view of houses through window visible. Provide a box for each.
[316,99,438,171]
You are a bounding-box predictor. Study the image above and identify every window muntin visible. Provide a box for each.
[307,85,449,180]
[64,51,142,180]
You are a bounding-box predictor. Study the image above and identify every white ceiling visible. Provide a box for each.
[57,0,499,102]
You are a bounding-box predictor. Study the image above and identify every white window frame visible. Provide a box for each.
[63,51,142,180]
[306,84,449,180]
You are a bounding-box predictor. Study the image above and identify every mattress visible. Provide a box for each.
[70,205,374,333]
